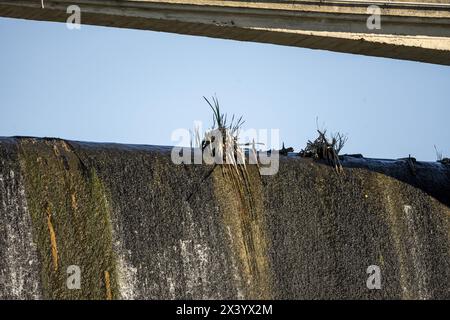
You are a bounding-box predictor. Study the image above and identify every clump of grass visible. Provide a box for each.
[205,96,245,135]
[202,96,246,165]
[186,96,257,205]
[299,129,347,173]
[435,145,450,165]
[331,132,348,155]
[434,145,443,162]
[201,96,259,222]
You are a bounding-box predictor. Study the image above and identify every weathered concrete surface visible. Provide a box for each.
[0,138,42,299]
[0,137,449,299]
[0,0,450,65]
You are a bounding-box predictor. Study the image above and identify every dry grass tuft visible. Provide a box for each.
[434,145,450,165]
[434,145,443,161]
[299,129,347,173]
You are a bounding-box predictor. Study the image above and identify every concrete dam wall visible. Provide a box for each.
[0,137,449,300]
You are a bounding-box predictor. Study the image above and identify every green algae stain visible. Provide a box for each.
[212,165,272,299]
[18,139,119,300]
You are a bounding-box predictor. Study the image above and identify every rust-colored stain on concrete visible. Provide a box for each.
[104,271,112,300]
[46,205,58,272]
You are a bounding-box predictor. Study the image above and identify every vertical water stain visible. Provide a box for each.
[213,164,272,299]
[0,138,42,299]
[375,173,449,299]
[18,138,119,299]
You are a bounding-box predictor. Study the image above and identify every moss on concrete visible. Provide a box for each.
[1,137,448,299]
[18,138,118,299]
[262,157,450,299]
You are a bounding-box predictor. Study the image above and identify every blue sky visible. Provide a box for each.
[0,17,449,160]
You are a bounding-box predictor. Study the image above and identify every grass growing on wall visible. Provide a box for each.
[18,139,118,299]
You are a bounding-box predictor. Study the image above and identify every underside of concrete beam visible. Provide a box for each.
[0,0,449,65]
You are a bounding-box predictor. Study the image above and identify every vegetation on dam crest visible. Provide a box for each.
[0,137,449,299]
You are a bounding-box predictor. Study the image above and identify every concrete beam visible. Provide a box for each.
[1,0,450,65]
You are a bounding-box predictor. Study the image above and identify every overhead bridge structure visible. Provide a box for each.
[0,0,449,64]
